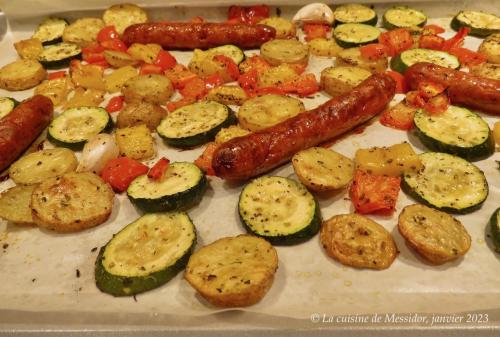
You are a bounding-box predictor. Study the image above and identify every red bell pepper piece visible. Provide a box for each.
[105,96,124,113]
[360,43,390,60]
[97,26,120,43]
[47,71,67,80]
[213,55,240,80]
[154,50,177,71]
[418,34,445,50]
[303,23,331,41]
[350,170,401,215]
[139,64,164,75]
[379,28,413,57]
[385,70,408,94]
[101,157,149,193]
[194,142,218,176]
[148,157,170,181]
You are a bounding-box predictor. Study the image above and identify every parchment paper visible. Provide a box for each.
[0,0,499,328]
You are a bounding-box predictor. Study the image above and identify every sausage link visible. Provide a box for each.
[0,95,53,172]
[123,22,276,50]
[405,62,500,115]
[212,74,396,180]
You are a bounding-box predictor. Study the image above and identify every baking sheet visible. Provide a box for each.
[0,0,499,331]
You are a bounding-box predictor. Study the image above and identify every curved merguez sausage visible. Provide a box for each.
[123,22,276,50]
[405,62,500,115]
[0,95,53,172]
[213,74,396,180]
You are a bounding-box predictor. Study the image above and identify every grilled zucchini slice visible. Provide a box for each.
[95,212,196,296]
[62,18,105,48]
[414,105,494,161]
[451,10,500,37]
[398,204,471,264]
[38,42,82,69]
[490,208,500,253]
[402,152,488,214]
[157,101,236,148]
[48,107,113,150]
[0,97,18,119]
[383,6,427,30]
[391,48,460,73]
[238,176,321,245]
[333,4,378,26]
[0,185,36,225]
[334,23,381,48]
[32,17,68,45]
[127,162,207,213]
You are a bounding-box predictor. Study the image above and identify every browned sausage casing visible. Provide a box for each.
[122,22,276,50]
[405,62,500,115]
[0,95,53,172]
[212,74,396,180]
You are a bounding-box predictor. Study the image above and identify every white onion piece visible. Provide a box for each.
[292,3,334,25]
[76,134,119,175]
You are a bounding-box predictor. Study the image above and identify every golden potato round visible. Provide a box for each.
[478,33,500,64]
[215,125,251,144]
[308,38,343,57]
[292,147,354,191]
[320,66,372,97]
[258,17,296,39]
[9,148,78,185]
[238,94,305,131]
[0,59,46,91]
[257,64,299,88]
[398,204,471,265]
[117,102,167,131]
[0,185,36,225]
[30,172,114,233]
[122,74,173,104]
[62,18,105,47]
[103,3,148,35]
[184,235,278,307]
[470,62,500,80]
[336,47,388,73]
[260,39,309,66]
[320,214,398,270]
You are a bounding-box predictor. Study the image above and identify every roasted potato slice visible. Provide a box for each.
[292,147,354,191]
[470,62,500,80]
[35,75,74,106]
[336,47,388,73]
[127,43,162,64]
[320,66,371,97]
[260,39,309,66]
[0,185,36,225]
[258,17,296,39]
[70,62,106,91]
[0,59,46,91]
[115,125,156,160]
[184,235,278,307]
[215,125,251,144]
[9,148,78,185]
[14,38,43,60]
[122,74,173,104]
[116,102,166,131]
[30,172,114,233]
[205,85,248,106]
[188,49,234,83]
[308,38,343,57]
[104,66,138,93]
[62,18,105,48]
[398,204,471,264]
[257,64,299,88]
[320,214,398,270]
[103,3,148,35]
[478,33,500,64]
[238,94,305,131]
[64,87,105,109]
[104,50,140,68]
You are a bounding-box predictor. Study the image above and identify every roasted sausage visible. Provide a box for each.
[212,74,396,180]
[0,95,53,172]
[405,62,500,115]
[122,22,276,50]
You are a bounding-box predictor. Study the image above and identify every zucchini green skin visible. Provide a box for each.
[158,110,237,148]
[47,117,114,151]
[415,125,494,162]
[33,18,69,45]
[239,199,322,245]
[207,45,245,64]
[334,15,378,27]
[128,174,207,213]
[451,12,500,37]
[333,24,380,48]
[95,234,196,297]
[490,208,500,253]
[390,50,460,74]
[39,52,82,70]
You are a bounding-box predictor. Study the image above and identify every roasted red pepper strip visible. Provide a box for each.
[165,64,198,89]
[350,169,401,215]
[154,50,177,71]
[380,101,416,130]
[204,73,225,90]
[82,44,106,64]
[180,76,207,99]
[100,39,127,52]
[101,157,149,193]
[385,71,408,94]
[213,55,240,80]
[417,81,447,99]
[422,24,446,35]
[148,157,170,181]
[140,64,164,75]
[228,5,270,25]
[406,90,427,108]
[194,142,218,176]
[424,93,449,115]
[379,28,413,57]
[303,23,331,41]
[418,34,445,50]
[105,96,124,113]
[97,26,120,42]
[360,43,389,60]
[441,27,470,51]
[47,71,67,80]
[448,47,487,67]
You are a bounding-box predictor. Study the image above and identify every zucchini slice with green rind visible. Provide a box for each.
[48,107,113,150]
[333,23,381,48]
[383,6,427,30]
[205,45,245,65]
[402,152,488,214]
[390,48,460,73]
[95,212,196,296]
[38,42,82,69]
[127,162,207,213]
[157,101,236,148]
[333,4,378,26]
[238,176,322,245]
[414,106,494,161]
[32,17,69,45]
[490,208,500,253]
[451,10,500,37]
[0,97,19,119]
